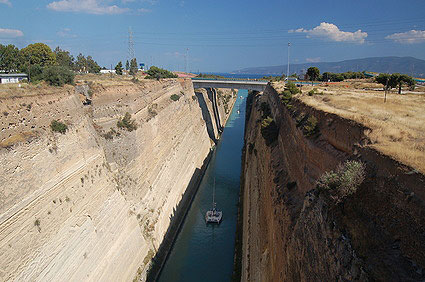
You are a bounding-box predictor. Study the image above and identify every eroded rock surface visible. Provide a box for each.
[0,78,235,281]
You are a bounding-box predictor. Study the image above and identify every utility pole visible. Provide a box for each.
[185,48,189,73]
[287,42,291,80]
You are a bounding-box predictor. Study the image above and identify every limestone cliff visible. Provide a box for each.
[0,78,235,281]
[240,85,425,281]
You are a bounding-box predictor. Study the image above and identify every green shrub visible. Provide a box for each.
[42,66,74,86]
[280,90,292,105]
[50,120,68,134]
[308,88,322,96]
[145,66,178,79]
[303,116,318,137]
[170,94,180,101]
[317,160,366,202]
[147,103,158,120]
[196,73,225,79]
[29,64,44,82]
[261,116,279,145]
[285,81,300,95]
[117,112,137,131]
[102,128,120,139]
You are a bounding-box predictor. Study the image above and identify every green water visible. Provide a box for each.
[158,89,247,282]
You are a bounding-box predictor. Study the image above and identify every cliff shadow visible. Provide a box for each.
[195,91,217,144]
[146,150,213,281]
[206,88,223,133]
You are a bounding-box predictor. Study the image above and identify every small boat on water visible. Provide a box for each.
[237,110,240,114]
[205,179,222,224]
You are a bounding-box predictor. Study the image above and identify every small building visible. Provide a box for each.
[100,69,116,74]
[0,73,28,84]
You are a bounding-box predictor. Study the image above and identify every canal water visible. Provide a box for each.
[158,89,247,282]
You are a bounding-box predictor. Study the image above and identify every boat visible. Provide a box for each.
[205,179,222,224]
[237,110,240,114]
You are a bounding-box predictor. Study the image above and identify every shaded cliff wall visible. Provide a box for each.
[241,85,425,281]
[0,79,234,281]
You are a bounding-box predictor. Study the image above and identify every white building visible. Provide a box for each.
[0,73,28,84]
[100,69,116,74]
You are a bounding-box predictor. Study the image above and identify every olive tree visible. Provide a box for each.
[307,67,320,85]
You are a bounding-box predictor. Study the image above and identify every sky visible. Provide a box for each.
[1,0,425,72]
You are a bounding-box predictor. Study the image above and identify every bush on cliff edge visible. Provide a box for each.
[317,160,366,202]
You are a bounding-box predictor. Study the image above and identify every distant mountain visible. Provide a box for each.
[233,57,425,78]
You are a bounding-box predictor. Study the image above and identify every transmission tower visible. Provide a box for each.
[128,27,135,60]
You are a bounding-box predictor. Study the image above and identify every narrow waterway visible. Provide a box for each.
[158,89,247,282]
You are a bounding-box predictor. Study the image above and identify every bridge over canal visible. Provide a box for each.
[191,78,269,92]
[191,78,268,138]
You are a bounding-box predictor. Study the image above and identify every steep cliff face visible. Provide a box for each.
[241,85,425,281]
[0,79,234,281]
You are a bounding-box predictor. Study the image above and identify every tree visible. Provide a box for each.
[0,44,20,73]
[125,60,129,71]
[19,43,56,68]
[375,73,399,91]
[75,53,87,73]
[54,47,74,69]
[115,61,123,75]
[397,74,415,94]
[86,56,101,73]
[42,66,74,86]
[145,66,178,79]
[306,67,320,85]
[129,58,138,75]
[375,73,391,91]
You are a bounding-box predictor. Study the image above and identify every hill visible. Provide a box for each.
[233,56,425,78]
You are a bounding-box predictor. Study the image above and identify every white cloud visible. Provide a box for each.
[385,30,425,44]
[0,28,24,38]
[291,22,367,44]
[141,0,157,4]
[306,57,321,63]
[0,0,11,6]
[57,28,77,38]
[137,8,151,13]
[47,0,129,15]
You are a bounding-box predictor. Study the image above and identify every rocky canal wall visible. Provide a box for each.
[0,78,235,281]
[240,85,425,281]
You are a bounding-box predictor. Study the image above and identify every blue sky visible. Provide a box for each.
[1,0,425,72]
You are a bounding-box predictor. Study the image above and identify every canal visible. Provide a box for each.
[158,89,247,282]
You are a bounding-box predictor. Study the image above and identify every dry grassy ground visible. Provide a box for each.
[276,81,425,174]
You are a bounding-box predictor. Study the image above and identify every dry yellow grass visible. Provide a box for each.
[276,81,425,174]
[0,131,37,148]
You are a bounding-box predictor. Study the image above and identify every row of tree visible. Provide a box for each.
[305,66,416,93]
[0,43,101,74]
[114,58,138,75]
[375,73,416,94]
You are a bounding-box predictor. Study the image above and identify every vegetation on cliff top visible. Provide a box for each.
[145,66,178,79]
